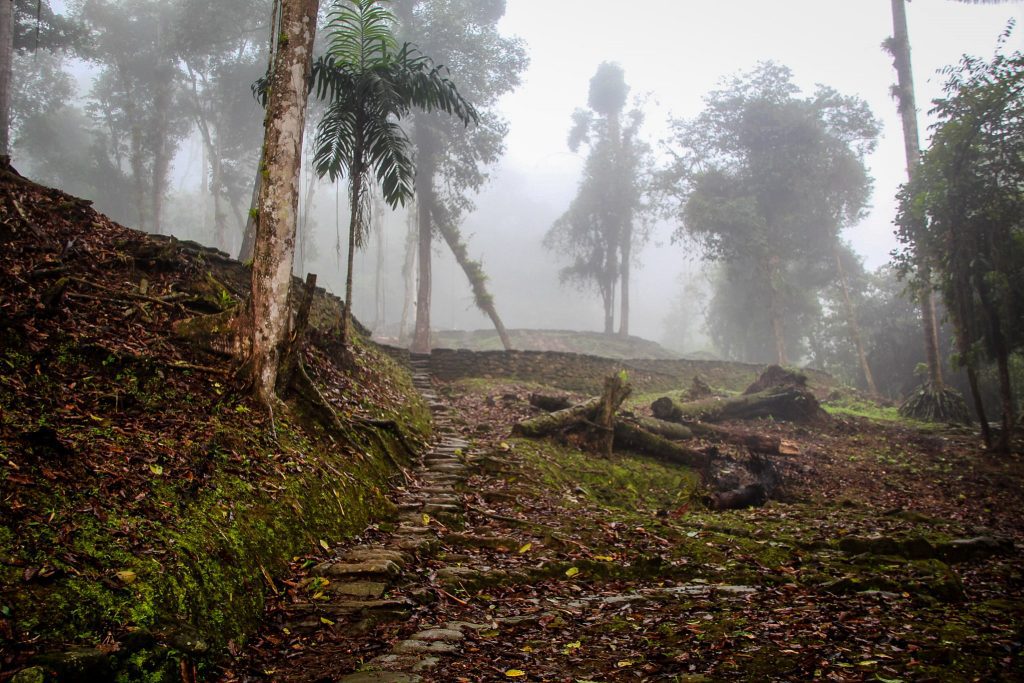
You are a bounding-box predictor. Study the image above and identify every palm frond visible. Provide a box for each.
[327,0,396,68]
[362,116,416,207]
[313,97,359,181]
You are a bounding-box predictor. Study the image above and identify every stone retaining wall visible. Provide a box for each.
[376,345,834,395]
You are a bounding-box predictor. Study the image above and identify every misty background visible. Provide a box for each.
[9,0,1023,388]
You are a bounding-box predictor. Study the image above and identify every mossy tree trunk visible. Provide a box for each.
[431,204,512,351]
[889,0,944,390]
[244,0,319,405]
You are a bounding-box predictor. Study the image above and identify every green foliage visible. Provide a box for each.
[309,0,477,203]
[662,62,879,363]
[894,32,1024,438]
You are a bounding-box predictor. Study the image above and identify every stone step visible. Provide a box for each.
[311,558,401,579]
[326,581,389,598]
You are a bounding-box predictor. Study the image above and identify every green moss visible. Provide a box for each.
[514,439,701,512]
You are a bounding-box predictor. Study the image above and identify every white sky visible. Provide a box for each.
[490,0,1024,269]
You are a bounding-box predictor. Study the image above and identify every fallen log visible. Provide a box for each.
[632,416,693,441]
[682,421,781,454]
[613,421,710,472]
[651,386,825,424]
[511,397,602,438]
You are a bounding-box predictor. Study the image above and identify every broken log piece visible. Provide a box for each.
[511,397,602,438]
[596,374,632,456]
[743,364,807,395]
[528,393,573,412]
[633,417,693,441]
[651,387,825,424]
[613,421,710,472]
[707,483,767,510]
[680,421,781,454]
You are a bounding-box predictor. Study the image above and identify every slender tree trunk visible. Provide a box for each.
[834,243,878,394]
[244,0,319,405]
[765,253,789,366]
[373,202,385,332]
[619,229,630,337]
[342,150,364,348]
[239,171,260,261]
[889,0,943,388]
[953,302,992,447]
[411,126,435,354]
[0,0,11,159]
[130,124,147,231]
[297,160,316,275]
[239,0,283,262]
[602,284,614,335]
[399,206,417,345]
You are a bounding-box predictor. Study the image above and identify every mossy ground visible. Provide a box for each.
[429,374,1024,681]
[0,170,430,680]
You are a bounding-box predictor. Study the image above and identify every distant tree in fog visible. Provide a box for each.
[545,62,650,336]
[394,0,527,353]
[662,62,878,366]
[2,0,84,158]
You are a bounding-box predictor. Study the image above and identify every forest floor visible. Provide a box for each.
[223,372,1024,682]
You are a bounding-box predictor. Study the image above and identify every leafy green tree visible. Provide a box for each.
[662,62,879,365]
[395,0,527,353]
[545,62,650,335]
[884,0,1019,416]
[309,0,477,348]
[895,38,1024,451]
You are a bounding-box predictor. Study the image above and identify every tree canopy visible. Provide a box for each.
[662,62,879,365]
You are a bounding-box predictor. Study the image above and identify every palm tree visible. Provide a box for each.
[311,0,476,348]
[885,0,1017,427]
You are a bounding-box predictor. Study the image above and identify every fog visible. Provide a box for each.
[16,0,1024,359]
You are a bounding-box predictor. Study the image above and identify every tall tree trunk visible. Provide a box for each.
[130,124,147,231]
[955,321,992,447]
[431,205,513,351]
[239,171,260,261]
[0,0,11,159]
[187,68,228,251]
[342,148,364,348]
[244,0,319,405]
[411,126,435,354]
[297,159,316,275]
[602,283,614,335]
[834,243,878,395]
[372,199,385,332]
[398,206,417,345]
[618,228,630,337]
[239,0,283,262]
[765,253,789,366]
[889,0,943,388]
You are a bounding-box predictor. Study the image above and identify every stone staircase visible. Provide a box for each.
[299,355,477,682]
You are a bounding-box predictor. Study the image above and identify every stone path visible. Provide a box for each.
[311,355,476,683]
